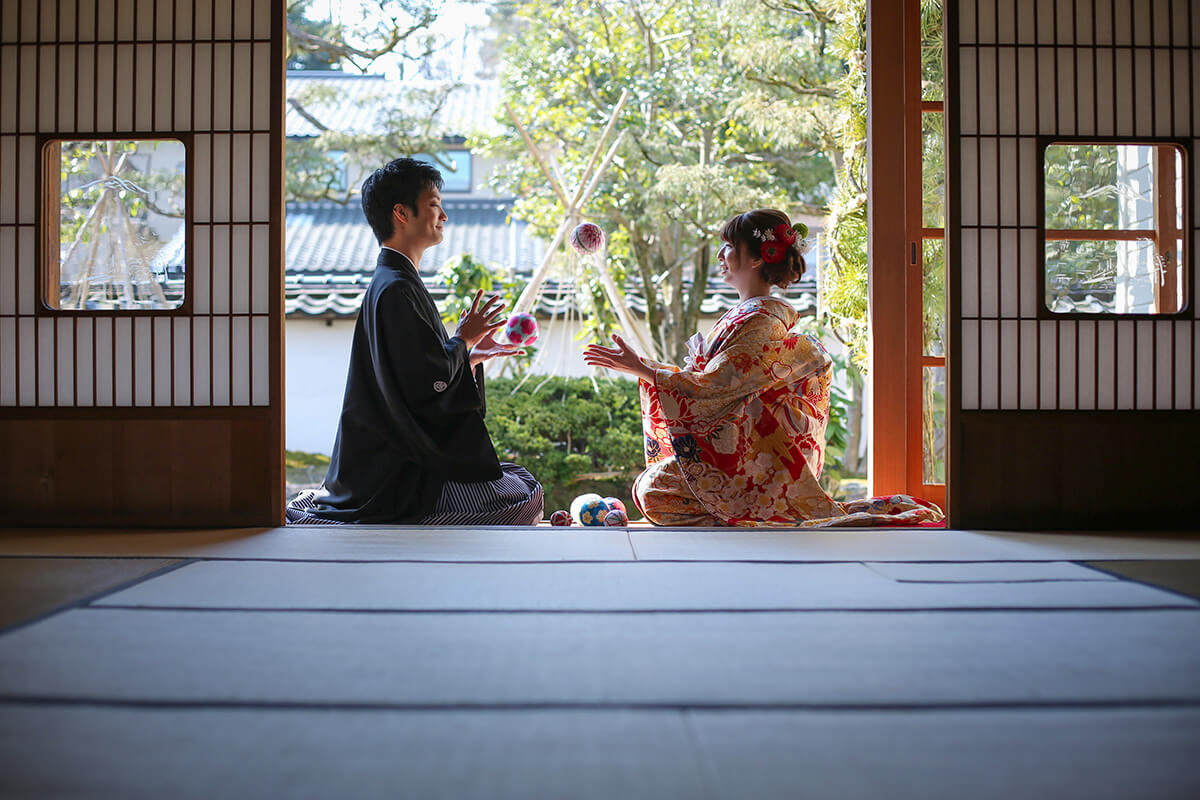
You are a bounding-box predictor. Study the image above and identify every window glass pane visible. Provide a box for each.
[1044,142,1187,314]
[922,365,946,484]
[920,0,943,101]
[415,150,472,193]
[922,112,944,229]
[1044,143,1158,230]
[52,139,186,310]
[922,238,945,355]
[1045,238,1164,314]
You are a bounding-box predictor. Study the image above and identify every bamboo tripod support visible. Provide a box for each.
[503,90,655,359]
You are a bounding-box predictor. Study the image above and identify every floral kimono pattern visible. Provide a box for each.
[634,296,943,528]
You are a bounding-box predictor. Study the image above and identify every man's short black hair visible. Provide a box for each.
[360,157,444,244]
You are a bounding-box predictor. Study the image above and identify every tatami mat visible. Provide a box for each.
[0,558,182,630]
[863,561,1115,582]
[1086,561,1200,601]
[0,707,708,800]
[7,527,1200,566]
[687,708,1200,800]
[2,527,1198,798]
[92,560,1179,611]
[2,608,1198,705]
[0,528,637,561]
[628,530,1200,562]
[7,528,1200,563]
[1,705,1197,800]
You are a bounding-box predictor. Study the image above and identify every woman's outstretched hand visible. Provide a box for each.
[583,333,655,383]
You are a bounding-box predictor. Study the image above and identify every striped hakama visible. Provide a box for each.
[286,463,543,526]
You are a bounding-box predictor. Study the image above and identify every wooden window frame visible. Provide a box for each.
[36,133,194,317]
[1036,136,1191,321]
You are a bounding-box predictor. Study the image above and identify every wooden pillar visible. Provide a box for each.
[866,0,913,496]
[1153,145,1179,314]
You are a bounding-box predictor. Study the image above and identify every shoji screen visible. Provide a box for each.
[948,0,1199,528]
[0,0,283,526]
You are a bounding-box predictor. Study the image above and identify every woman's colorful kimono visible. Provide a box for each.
[633,296,943,527]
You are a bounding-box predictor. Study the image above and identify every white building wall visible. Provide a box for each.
[286,315,639,454]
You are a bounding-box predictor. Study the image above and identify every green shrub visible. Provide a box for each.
[285,449,331,491]
[485,376,645,518]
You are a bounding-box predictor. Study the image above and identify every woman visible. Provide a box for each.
[584,208,943,527]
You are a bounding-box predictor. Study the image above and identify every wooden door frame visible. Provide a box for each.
[866,0,946,512]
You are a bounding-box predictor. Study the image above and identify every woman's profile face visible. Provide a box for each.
[717,239,760,289]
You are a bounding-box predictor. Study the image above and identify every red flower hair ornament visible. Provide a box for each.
[753,222,810,264]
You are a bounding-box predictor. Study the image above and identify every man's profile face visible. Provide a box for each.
[406,185,447,247]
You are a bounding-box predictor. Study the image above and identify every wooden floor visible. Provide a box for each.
[1,526,1199,799]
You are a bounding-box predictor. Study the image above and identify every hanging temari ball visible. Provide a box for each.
[570,222,606,254]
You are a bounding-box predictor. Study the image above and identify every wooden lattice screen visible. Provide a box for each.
[0,0,284,526]
[948,0,1199,528]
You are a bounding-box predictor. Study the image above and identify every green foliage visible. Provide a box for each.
[483,0,841,364]
[1042,143,1125,296]
[285,0,443,74]
[434,252,532,372]
[286,1,344,70]
[285,449,331,488]
[819,0,870,371]
[485,376,645,516]
[59,140,184,248]
[286,449,331,469]
[1044,144,1120,230]
[285,82,460,204]
[436,253,510,323]
[793,313,864,490]
[820,0,947,374]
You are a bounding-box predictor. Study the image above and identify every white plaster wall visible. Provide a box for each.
[286,316,625,454]
[286,318,357,454]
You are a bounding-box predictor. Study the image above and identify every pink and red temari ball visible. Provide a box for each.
[602,497,627,515]
[503,313,538,346]
[570,222,606,254]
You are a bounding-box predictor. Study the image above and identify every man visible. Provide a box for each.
[287,158,543,525]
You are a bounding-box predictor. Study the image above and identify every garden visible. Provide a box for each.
[282,0,949,510]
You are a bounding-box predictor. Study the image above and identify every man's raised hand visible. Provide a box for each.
[455,289,507,349]
[470,330,525,367]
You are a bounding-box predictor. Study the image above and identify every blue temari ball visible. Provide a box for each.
[570,493,610,527]
[503,313,538,346]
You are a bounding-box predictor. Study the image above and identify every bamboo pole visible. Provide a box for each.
[589,241,655,357]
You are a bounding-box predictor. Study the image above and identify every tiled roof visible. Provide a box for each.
[286,71,502,139]
[284,198,819,318]
[286,276,818,319]
[286,199,546,276]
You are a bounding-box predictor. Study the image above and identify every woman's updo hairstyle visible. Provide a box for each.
[719,208,807,289]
